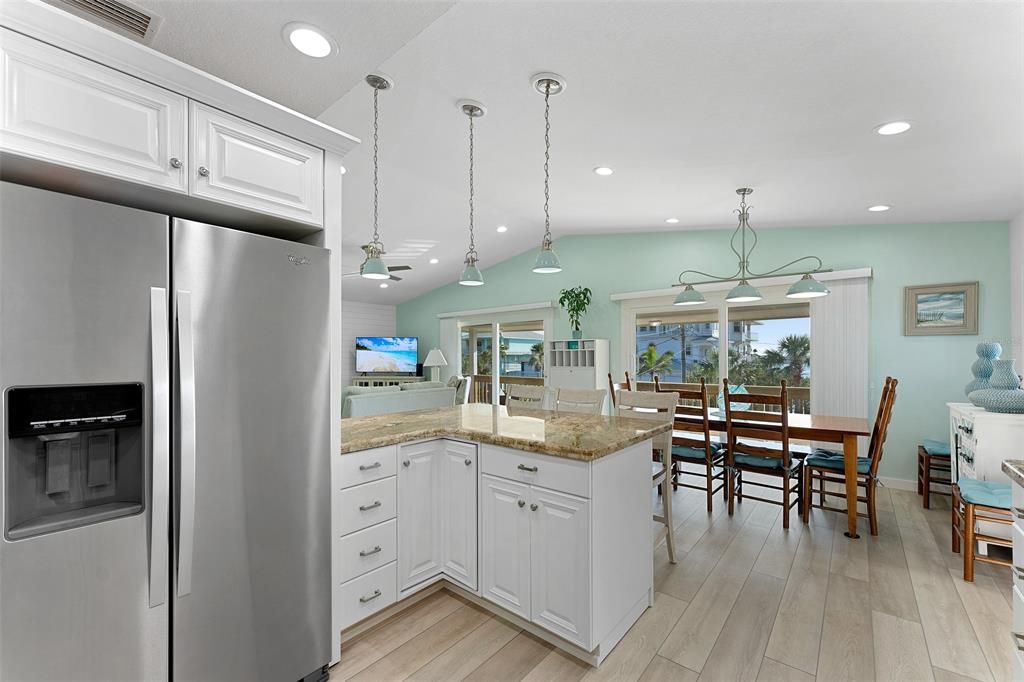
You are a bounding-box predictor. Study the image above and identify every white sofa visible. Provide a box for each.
[341,377,472,418]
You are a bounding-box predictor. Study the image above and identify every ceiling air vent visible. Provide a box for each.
[50,0,161,44]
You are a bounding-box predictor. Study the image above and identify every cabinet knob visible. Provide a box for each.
[517,499,525,508]
[464,458,472,466]
[530,503,539,511]
[169,157,183,169]
[197,166,210,177]
[403,460,410,467]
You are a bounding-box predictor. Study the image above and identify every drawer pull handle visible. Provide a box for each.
[1013,632,1024,652]
[359,589,382,604]
[1014,507,1024,520]
[530,503,539,511]
[465,458,472,466]
[359,462,382,471]
[403,460,411,468]
[359,500,382,512]
[518,464,539,473]
[517,499,526,508]
[359,545,382,557]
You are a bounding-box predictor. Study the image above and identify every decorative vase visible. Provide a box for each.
[571,329,583,340]
[965,342,1001,396]
[968,358,1024,413]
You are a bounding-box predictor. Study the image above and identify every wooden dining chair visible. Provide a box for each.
[506,383,547,408]
[607,371,634,408]
[801,377,898,536]
[722,379,803,530]
[952,478,1012,582]
[654,376,727,512]
[555,388,607,415]
[616,389,679,563]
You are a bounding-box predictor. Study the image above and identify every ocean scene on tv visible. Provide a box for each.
[356,336,418,373]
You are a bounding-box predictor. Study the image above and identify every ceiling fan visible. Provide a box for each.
[342,244,412,281]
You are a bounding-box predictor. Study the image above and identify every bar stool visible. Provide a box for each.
[917,439,952,509]
[951,478,1012,582]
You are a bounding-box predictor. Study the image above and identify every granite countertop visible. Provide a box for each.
[1002,460,1024,487]
[340,403,671,462]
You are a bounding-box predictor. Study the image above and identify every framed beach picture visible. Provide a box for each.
[904,282,979,336]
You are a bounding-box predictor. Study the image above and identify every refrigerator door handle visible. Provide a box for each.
[149,287,170,608]
[176,289,197,598]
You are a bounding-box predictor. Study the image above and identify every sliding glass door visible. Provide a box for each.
[459,319,545,404]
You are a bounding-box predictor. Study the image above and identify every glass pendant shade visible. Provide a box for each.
[532,244,562,274]
[459,260,484,286]
[360,254,390,280]
[726,280,762,303]
[786,273,830,299]
[673,284,706,306]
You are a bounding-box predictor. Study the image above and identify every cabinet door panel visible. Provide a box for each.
[441,440,477,590]
[530,487,591,648]
[480,474,531,619]
[0,28,187,192]
[190,102,323,225]
[397,442,442,590]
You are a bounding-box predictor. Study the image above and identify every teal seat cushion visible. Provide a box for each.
[672,445,722,461]
[922,439,951,456]
[957,477,1011,509]
[806,450,871,474]
[733,453,797,470]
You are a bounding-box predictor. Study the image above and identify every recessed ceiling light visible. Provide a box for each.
[875,121,911,136]
[593,167,614,176]
[429,258,439,264]
[282,22,336,58]
[379,282,389,288]
[496,225,508,233]
[867,205,891,212]
[665,218,679,224]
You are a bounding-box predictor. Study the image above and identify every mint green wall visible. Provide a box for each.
[397,222,1012,483]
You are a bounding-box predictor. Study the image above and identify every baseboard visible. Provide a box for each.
[879,476,917,491]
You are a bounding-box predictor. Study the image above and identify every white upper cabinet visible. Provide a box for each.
[190,102,323,226]
[0,28,187,192]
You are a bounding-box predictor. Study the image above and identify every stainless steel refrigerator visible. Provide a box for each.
[0,182,330,681]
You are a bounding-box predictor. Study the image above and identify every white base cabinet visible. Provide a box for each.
[480,476,532,619]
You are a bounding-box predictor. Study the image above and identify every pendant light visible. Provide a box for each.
[360,73,393,280]
[458,100,486,286]
[531,73,566,274]
[671,188,831,303]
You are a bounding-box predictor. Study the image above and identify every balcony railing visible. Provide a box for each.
[635,380,811,414]
[469,375,545,405]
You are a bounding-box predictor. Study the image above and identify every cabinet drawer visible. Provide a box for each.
[0,28,188,192]
[337,562,397,631]
[190,102,323,225]
[337,446,398,489]
[337,477,396,536]
[481,444,590,498]
[336,519,397,584]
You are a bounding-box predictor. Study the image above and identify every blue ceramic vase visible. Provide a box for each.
[965,342,1001,396]
[968,359,1024,413]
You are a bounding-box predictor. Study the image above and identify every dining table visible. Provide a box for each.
[673,410,873,539]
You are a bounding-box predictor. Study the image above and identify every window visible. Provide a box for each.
[726,303,811,413]
[635,310,720,386]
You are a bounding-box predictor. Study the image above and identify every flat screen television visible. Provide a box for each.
[355,336,419,374]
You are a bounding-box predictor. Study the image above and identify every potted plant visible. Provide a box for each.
[558,286,593,340]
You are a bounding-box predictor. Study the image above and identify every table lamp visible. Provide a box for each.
[423,348,447,382]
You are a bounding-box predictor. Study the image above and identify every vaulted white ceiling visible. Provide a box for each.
[134,1,1023,305]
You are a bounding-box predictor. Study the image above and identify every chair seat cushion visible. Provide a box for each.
[957,477,1011,509]
[806,450,871,474]
[733,453,800,470]
[922,439,951,457]
[671,445,722,461]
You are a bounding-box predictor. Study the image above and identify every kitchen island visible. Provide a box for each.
[332,403,670,666]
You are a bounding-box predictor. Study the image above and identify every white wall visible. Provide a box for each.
[1012,210,1024,362]
[342,300,397,386]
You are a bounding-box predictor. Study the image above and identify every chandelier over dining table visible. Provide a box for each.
[673,188,832,305]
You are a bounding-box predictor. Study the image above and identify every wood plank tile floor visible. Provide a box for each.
[330,482,1012,682]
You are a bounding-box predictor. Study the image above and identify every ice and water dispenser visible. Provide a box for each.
[5,383,145,540]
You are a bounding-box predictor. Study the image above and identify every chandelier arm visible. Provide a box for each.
[676,266,744,286]
[745,255,826,279]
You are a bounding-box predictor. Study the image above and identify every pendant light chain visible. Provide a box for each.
[467,112,476,259]
[371,85,382,251]
[542,82,552,247]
